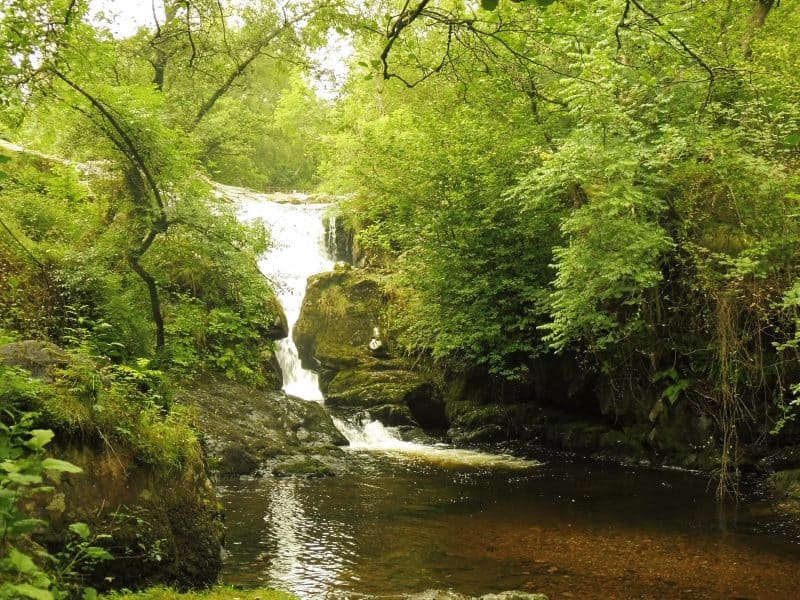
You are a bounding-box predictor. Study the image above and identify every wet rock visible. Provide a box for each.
[446,400,542,444]
[32,442,223,591]
[177,379,347,477]
[263,291,289,340]
[0,340,68,381]
[757,445,800,472]
[769,468,800,500]
[595,428,648,463]
[367,403,419,427]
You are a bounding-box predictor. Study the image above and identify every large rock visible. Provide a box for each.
[177,379,348,477]
[263,291,289,340]
[0,340,68,380]
[31,442,223,591]
[294,267,387,376]
[293,267,446,430]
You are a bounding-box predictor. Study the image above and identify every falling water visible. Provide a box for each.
[326,214,337,261]
[225,185,332,401]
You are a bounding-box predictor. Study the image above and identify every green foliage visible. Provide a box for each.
[323,0,800,481]
[43,353,199,471]
[0,387,110,600]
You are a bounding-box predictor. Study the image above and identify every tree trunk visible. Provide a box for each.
[742,0,775,59]
[129,254,165,352]
[129,226,166,353]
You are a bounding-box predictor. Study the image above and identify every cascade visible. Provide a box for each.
[228,185,331,402]
[326,214,337,261]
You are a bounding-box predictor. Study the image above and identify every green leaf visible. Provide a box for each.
[9,518,48,535]
[41,458,83,474]
[69,521,91,539]
[84,546,113,561]
[7,472,43,485]
[786,134,800,146]
[7,548,38,574]
[82,588,99,600]
[25,430,54,450]
[7,584,54,600]
[481,0,499,10]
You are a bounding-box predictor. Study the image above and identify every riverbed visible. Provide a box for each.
[218,449,800,599]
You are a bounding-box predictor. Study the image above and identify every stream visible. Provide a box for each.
[226,186,800,600]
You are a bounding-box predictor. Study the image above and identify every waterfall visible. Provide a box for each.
[326,214,337,261]
[225,183,538,468]
[333,417,538,468]
[226,185,332,402]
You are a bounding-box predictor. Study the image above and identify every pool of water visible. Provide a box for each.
[218,449,800,599]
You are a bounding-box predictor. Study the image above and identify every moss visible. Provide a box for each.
[293,270,388,372]
[104,586,297,600]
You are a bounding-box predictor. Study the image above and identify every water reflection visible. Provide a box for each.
[265,479,351,598]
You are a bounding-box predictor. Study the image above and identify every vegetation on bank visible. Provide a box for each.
[103,588,296,600]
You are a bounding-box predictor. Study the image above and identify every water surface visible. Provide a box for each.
[218,451,800,599]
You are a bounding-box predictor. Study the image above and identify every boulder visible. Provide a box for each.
[294,268,387,376]
[0,340,68,380]
[263,291,289,340]
[293,268,445,430]
[177,379,348,478]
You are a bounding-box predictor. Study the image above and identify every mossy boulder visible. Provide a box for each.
[446,400,543,444]
[177,379,347,478]
[263,292,289,341]
[366,403,418,426]
[31,442,223,591]
[294,268,386,375]
[293,268,445,429]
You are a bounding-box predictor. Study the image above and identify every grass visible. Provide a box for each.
[104,587,298,600]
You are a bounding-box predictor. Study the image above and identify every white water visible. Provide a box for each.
[226,184,332,401]
[334,418,539,469]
